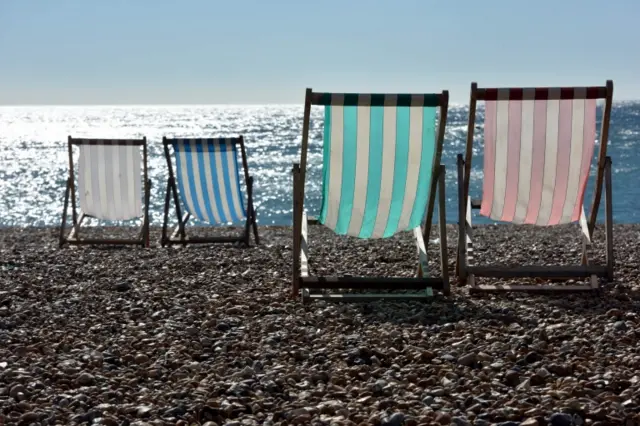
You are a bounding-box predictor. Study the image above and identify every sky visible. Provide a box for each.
[0,0,638,105]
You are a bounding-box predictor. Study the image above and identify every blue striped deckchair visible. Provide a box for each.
[161,136,259,246]
[292,89,450,302]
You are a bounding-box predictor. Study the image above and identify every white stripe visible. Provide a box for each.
[225,144,246,220]
[213,143,233,223]
[490,96,510,220]
[132,145,142,217]
[96,144,109,218]
[202,142,222,224]
[176,142,199,219]
[513,95,536,224]
[111,146,123,220]
[78,146,93,216]
[322,95,345,230]
[189,141,211,223]
[559,92,587,223]
[113,145,141,220]
[78,144,142,221]
[346,96,371,236]
[125,145,136,217]
[371,96,398,238]
[396,96,425,231]
[536,90,561,225]
[105,144,118,220]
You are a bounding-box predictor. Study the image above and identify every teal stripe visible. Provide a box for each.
[334,106,358,234]
[358,106,385,238]
[407,107,438,230]
[382,107,411,237]
[318,106,332,224]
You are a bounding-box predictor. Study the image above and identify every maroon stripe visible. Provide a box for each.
[478,86,607,101]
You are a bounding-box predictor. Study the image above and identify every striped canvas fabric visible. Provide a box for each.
[172,138,246,224]
[78,143,142,221]
[480,88,598,226]
[319,94,438,239]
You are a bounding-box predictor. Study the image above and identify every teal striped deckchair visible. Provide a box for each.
[292,89,450,302]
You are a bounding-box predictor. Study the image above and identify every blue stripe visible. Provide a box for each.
[382,107,411,237]
[172,142,190,215]
[334,106,358,234]
[407,107,437,230]
[173,139,249,225]
[318,106,332,224]
[181,141,207,222]
[229,145,247,221]
[206,140,228,223]
[358,106,385,238]
[221,142,242,223]
[219,142,236,223]
[195,140,216,223]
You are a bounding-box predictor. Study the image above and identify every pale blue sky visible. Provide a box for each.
[0,0,637,105]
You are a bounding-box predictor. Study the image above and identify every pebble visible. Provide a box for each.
[0,225,639,424]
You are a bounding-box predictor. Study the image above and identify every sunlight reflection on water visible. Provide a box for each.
[0,103,638,227]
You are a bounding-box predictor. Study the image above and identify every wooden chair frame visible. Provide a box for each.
[160,136,259,247]
[292,88,451,303]
[59,137,151,248]
[457,80,614,293]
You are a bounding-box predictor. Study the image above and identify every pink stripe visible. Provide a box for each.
[571,99,597,221]
[480,101,497,216]
[499,101,523,222]
[546,100,574,225]
[523,100,548,224]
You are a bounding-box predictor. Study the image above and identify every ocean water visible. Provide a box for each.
[1,103,639,228]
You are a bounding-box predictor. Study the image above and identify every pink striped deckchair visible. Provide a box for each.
[457,81,614,293]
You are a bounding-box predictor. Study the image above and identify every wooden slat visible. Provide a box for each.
[304,291,434,302]
[300,212,309,278]
[470,283,598,293]
[166,235,246,244]
[470,199,482,209]
[65,238,145,245]
[310,92,444,107]
[579,207,592,244]
[300,276,444,290]
[475,86,607,101]
[69,138,146,146]
[413,227,429,276]
[468,265,608,278]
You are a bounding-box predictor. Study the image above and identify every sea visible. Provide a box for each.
[1,103,639,228]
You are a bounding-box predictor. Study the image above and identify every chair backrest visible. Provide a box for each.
[165,137,247,224]
[70,137,146,221]
[466,82,613,226]
[304,92,448,239]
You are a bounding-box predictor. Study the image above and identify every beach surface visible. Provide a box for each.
[1,224,639,426]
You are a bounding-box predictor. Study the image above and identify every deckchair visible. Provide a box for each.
[59,137,151,247]
[457,80,614,292]
[160,136,259,247]
[292,89,450,302]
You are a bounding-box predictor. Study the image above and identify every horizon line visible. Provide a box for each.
[2,99,638,108]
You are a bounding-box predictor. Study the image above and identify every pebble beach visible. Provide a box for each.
[1,224,640,426]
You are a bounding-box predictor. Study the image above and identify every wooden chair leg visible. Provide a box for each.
[59,179,71,248]
[456,154,467,285]
[438,165,450,295]
[605,156,614,281]
[251,204,260,245]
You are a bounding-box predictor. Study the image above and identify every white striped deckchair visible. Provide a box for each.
[292,89,451,303]
[160,136,259,246]
[457,81,614,293]
[59,137,151,247]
